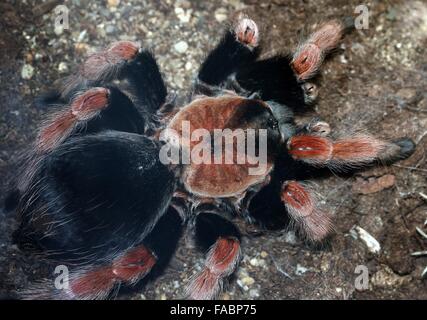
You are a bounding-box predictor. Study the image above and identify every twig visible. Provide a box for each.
[392,164,427,173]
[416,227,427,239]
[270,254,294,280]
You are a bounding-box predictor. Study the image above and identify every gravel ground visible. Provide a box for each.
[0,0,426,300]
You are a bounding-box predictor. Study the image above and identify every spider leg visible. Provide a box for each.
[59,41,167,118]
[195,14,260,93]
[61,207,183,300]
[119,48,167,116]
[235,55,306,110]
[281,180,333,242]
[35,86,145,153]
[287,133,416,171]
[65,244,157,300]
[291,19,347,81]
[234,18,348,109]
[185,213,241,300]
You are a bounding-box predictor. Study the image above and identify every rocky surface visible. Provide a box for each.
[0,0,426,299]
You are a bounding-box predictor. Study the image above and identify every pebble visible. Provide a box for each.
[174,41,188,54]
[58,62,68,73]
[350,225,381,254]
[54,25,64,36]
[107,0,120,8]
[21,64,34,79]
[175,7,192,23]
[185,61,193,71]
[295,264,308,276]
[241,276,255,286]
[214,8,228,23]
[260,251,268,258]
[249,257,266,267]
[249,289,260,298]
[105,25,116,34]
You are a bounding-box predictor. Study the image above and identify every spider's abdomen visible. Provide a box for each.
[166,96,278,198]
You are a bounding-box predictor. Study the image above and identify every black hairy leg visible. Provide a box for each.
[196,14,260,90]
[44,41,167,123]
[287,133,416,170]
[235,55,306,110]
[185,213,241,300]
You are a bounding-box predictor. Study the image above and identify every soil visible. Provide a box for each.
[0,0,426,300]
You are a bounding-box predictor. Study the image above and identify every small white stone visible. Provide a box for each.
[77,30,87,42]
[58,62,68,73]
[174,41,188,54]
[21,64,34,79]
[241,276,255,286]
[214,8,228,23]
[107,0,120,8]
[249,258,259,267]
[350,225,381,254]
[295,264,308,276]
[249,289,260,298]
[185,61,193,71]
[54,25,64,36]
[175,7,192,23]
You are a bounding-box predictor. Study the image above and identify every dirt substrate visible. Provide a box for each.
[0,0,426,299]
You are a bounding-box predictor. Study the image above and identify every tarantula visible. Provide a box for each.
[9,14,415,300]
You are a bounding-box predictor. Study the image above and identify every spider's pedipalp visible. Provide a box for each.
[292,20,345,81]
[186,213,241,300]
[287,134,416,170]
[281,180,333,242]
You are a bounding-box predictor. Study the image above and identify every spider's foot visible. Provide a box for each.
[302,82,319,104]
[292,20,345,81]
[186,237,240,300]
[81,41,140,80]
[234,15,259,48]
[306,119,331,136]
[281,181,333,242]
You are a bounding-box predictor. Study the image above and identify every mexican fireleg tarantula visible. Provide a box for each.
[9,14,416,300]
